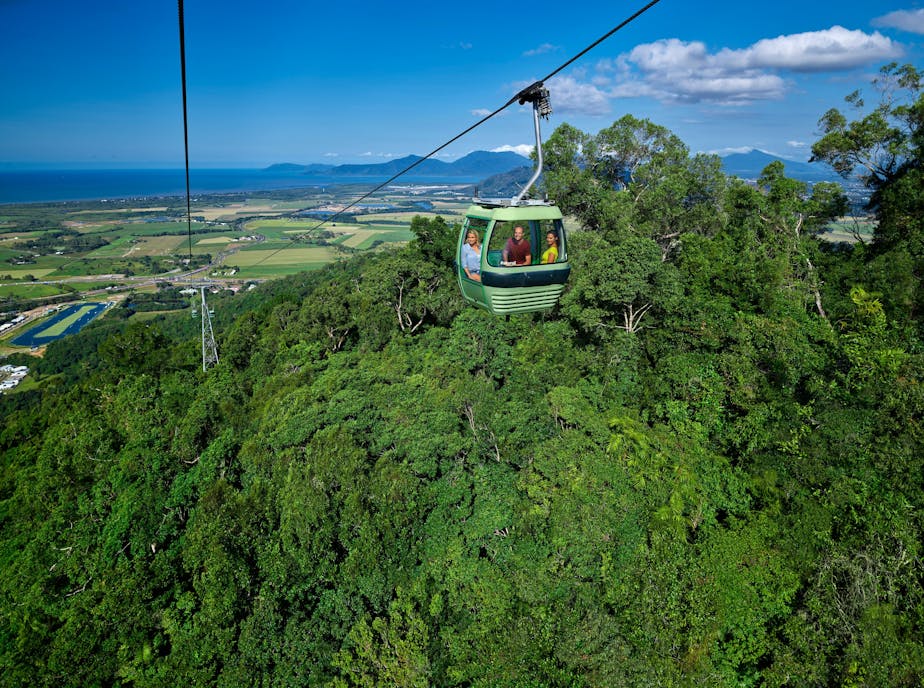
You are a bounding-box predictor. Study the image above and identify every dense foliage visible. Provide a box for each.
[2,66,923,686]
[12,228,110,255]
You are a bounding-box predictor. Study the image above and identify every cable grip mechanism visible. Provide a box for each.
[517,82,552,119]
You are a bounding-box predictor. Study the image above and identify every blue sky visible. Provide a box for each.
[1,0,922,168]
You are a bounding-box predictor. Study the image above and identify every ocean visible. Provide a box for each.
[0,168,474,205]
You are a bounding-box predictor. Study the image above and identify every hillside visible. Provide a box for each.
[270,149,842,188]
[3,68,923,686]
[474,165,533,197]
[267,150,530,180]
[720,149,870,209]
[720,149,839,182]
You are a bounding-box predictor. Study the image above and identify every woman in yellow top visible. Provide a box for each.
[541,230,559,264]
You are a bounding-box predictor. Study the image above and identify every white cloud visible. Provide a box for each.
[546,75,611,115]
[708,146,754,156]
[707,146,790,158]
[597,38,783,105]
[323,152,339,157]
[471,108,492,117]
[524,43,558,57]
[492,144,534,156]
[787,140,808,149]
[359,151,394,158]
[733,26,902,72]
[626,38,710,73]
[603,39,786,105]
[588,27,903,106]
[873,9,924,34]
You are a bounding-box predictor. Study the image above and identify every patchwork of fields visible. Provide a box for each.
[0,190,471,303]
[0,187,473,357]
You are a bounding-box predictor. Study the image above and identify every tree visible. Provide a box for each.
[544,116,727,255]
[560,232,681,335]
[97,320,170,377]
[753,160,848,319]
[811,63,923,251]
[409,214,456,265]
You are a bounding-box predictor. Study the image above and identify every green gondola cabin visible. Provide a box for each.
[454,83,569,314]
[455,200,570,315]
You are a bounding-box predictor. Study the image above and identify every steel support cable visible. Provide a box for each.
[252,0,663,266]
[178,0,193,259]
[538,0,661,84]
[250,97,519,266]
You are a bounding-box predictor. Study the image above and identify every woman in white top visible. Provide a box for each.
[461,229,482,281]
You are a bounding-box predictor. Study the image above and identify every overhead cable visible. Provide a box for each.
[254,0,663,264]
[178,0,193,259]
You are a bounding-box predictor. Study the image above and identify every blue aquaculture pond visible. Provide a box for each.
[12,303,108,347]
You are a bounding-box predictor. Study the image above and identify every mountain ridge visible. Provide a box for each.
[719,149,840,182]
[267,148,844,187]
[265,151,530,179]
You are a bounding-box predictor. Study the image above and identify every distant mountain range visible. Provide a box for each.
[265,151,530,180]
[719,149,841,182]
[266,148,844,190]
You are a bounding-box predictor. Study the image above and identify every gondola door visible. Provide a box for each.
[456,215,489,309]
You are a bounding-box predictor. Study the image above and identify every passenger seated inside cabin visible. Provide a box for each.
[501,224,531,266]
[461,229,482,281]
[541,230,559,264]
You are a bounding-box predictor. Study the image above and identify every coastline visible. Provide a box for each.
[0,168,479,205]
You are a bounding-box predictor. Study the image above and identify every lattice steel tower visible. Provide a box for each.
[200,286,219,371]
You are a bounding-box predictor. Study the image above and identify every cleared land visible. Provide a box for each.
[1,268,56,279]
[823,217,877,243]
[198,204,289,221]
[228,246,340,277]
[196,236,236,245]
[40,304,100,337]
[249,219,319,230]
[341,230,378,248]
[67,207,170,215]
[11,302,108,347]
[123,236,187,256]
[355,211,439,223]
[232,247,337,266]
[0,283,71,298]
[0,188,469,306]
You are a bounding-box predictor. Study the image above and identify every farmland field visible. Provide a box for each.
[39,304,100,337]
[228,263,333,278]
[196,236,237,245]
[351,228,415,249]
[0,282,72,298]
[197,202,300,221]
[823,217,877,243]
[248,219,319,230]
[283,222,364,234]
[232,247,337,266]
[11,302,108,347]
[356,211,447,223]
[228,246,341,277]
[0,185,469,317]
[1,268,56,279]
[340,230,378,248]
[123,235,187,256]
